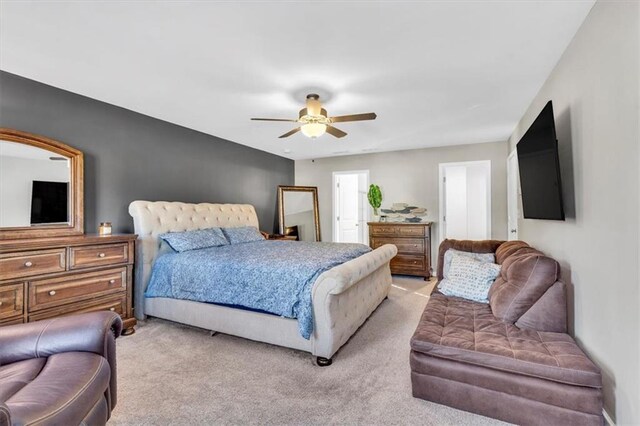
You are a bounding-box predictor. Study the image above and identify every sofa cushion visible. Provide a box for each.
[0,358,46,402]
[495,240,532,264]
[410,293,602,388]
[489,251,560,323]
[4,352,110,425]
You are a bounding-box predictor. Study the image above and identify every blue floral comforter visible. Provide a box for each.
[145,240,371,339]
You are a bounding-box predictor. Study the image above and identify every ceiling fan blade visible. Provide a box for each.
[251,118,299,122]
[279,127,301,138]
[326,125,347,138]
[329,112,377,123]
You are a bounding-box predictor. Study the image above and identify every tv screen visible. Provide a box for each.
[516,101,565,220]
[30,181,69,224]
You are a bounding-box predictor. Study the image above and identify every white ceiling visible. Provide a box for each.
[0,1,595,160]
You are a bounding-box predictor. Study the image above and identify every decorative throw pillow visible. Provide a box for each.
[442,248,496,278]
[159,227,229,252]
[438,252,501,303]
[222,226,265,244]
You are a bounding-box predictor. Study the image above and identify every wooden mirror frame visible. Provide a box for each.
[0,128,84,240]
[277,185,321,242]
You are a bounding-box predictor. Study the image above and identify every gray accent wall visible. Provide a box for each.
[0,71,294,233]
[507,2,639,423]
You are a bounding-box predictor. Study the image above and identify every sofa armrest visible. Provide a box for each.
[0,311,122,365]
[515,281,568,333]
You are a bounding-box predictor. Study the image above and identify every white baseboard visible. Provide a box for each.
[603,408,615,426]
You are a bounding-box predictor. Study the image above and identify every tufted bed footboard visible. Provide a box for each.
[129,201,397,364]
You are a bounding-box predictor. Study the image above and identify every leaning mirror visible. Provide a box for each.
[278,185,321,242]
[0,128,84,240]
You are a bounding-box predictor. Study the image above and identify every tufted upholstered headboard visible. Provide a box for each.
[128,201,260,319]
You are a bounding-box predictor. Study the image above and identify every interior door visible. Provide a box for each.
[336,174,360,243]
[507,150,519,240]
[440,161,491,242]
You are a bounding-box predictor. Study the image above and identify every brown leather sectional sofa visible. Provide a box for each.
[0,312,122,426]
[411,240,604,425]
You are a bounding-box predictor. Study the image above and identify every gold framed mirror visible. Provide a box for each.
[277,185,321,242]
[0,128,84,240]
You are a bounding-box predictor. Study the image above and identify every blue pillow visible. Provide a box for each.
[159,227,229,252]
[222,226,265,244]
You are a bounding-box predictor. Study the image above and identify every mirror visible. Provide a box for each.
[0,128,84,240]
[278,185,321,242]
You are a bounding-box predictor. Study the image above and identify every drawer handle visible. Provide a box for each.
[109,279,116,284]
[48,290,56,296]
[24,261,33,267]
[98,253,106,258]
[109,307,116,312]
[413,261,418,264]
[0,301,3,306]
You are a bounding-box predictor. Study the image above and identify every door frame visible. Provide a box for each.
[507,149,519,240]
[438,160,492,244]
[332,170,370,243]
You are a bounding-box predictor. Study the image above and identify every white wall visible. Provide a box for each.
[0,156,70,227]
[507,1,639,423]
[295,140,508,268]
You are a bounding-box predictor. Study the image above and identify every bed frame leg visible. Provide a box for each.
[316,357,332,367]
[209,330,217,337]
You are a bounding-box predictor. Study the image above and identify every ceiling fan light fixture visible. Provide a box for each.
[251,93,376,139]
[301,123,327,138]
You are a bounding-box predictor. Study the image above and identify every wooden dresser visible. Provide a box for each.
[368,222,432,280]
[0,234,137,334]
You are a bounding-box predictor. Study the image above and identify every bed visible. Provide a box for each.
[128,201,397,365]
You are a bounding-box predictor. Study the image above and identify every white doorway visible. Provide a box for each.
[507,150,519,241]
[333,170,369,243]
[438,160,491,243]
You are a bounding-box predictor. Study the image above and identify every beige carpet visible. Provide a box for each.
[110,277,505,425]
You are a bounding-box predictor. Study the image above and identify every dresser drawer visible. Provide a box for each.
[371,237,424,254]
[29,294,126,322]
[391,254,426,271]
[369,225,399,236]
[0,283,24,320]
[0,249,66,281]
[29,267,127,312]
[69,243,129,269]
[398,226,426,237]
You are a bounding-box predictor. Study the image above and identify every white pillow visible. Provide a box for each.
[438,252,501,303]
[442,248,495,278]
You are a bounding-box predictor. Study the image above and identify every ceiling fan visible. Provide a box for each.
[251,94,377,139]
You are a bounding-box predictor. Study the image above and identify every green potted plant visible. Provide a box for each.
[368,184,382,218]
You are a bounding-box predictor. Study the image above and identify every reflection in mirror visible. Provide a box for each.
[278,186,321,242]
[0,140,71,227]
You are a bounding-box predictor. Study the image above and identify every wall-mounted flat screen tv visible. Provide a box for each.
[516,101,565,220]
[30,180,69,224]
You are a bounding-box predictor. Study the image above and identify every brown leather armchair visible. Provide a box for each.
[0,312,122,426]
